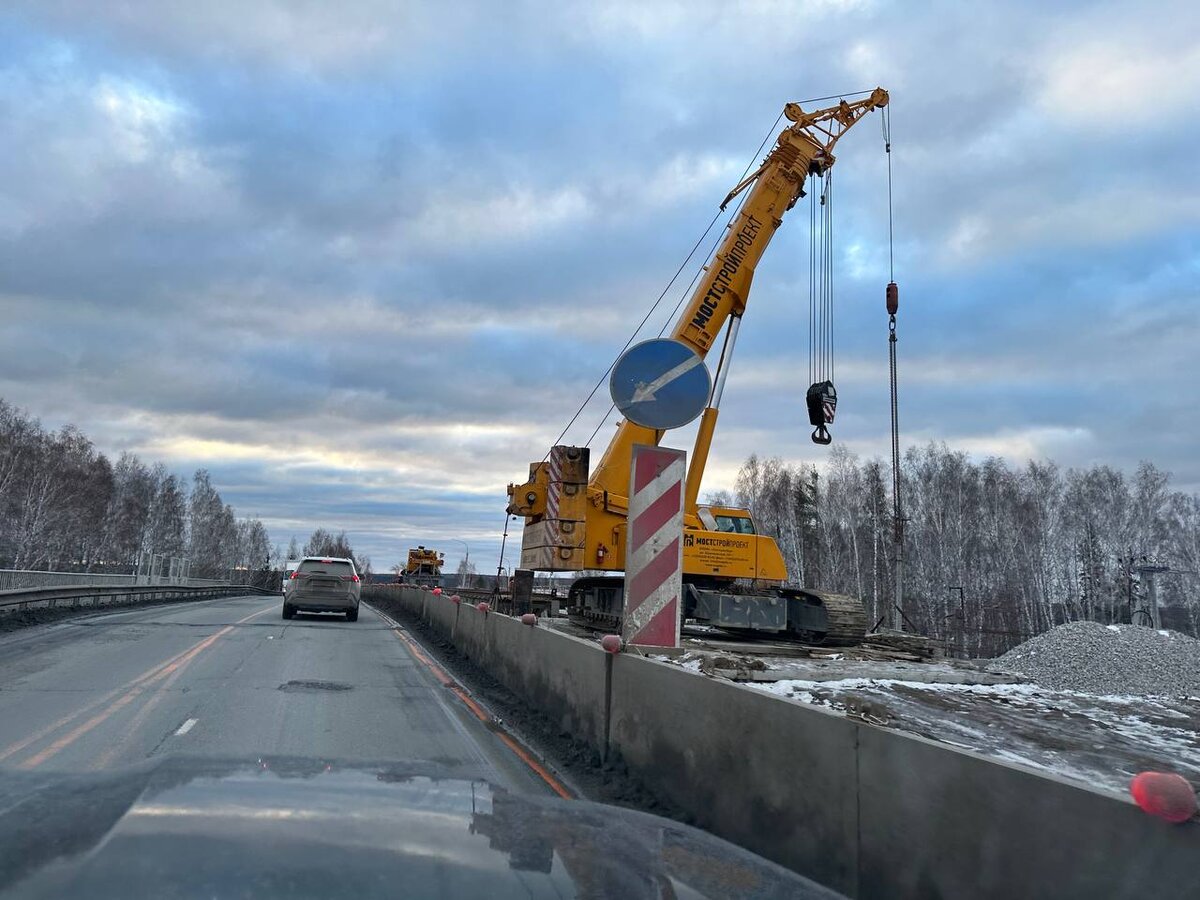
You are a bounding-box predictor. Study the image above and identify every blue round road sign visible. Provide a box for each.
[610,339,712,430]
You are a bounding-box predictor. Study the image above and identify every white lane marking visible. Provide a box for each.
[631,353,703,403]
[174,718,198,736]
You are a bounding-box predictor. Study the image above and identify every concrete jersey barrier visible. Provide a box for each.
[364,584,1200,899]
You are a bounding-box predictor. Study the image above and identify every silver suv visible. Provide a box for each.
[283,556,361,622]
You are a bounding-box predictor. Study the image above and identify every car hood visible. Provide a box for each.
[0,756,841,899]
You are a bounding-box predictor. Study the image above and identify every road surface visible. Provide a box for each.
[0,594,561,794]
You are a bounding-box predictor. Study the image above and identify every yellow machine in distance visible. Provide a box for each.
[402,546,444,588]
[508,90,889,644]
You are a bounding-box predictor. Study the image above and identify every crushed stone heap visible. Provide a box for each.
[997,620,1200,697]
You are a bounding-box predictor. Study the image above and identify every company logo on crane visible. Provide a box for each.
[690,215,763,332]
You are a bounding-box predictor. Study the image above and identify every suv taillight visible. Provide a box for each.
[352,575,360,583]
[290,571,303,579]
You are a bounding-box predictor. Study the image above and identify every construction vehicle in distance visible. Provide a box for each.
[401,546,444,588]
[507,90,890,645]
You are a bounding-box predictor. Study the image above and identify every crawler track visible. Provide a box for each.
[566,576,868,646]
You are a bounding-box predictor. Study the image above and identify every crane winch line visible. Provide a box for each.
[882,102,905,633]
[537,111,787,467]
[806,168,838,444]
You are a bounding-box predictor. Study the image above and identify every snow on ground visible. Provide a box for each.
[747,676,1200,794]
[640,620,1200,795]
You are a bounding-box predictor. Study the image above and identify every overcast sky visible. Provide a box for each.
[1,1,1197,572]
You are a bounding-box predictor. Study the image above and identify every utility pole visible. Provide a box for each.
[1135,561,1169,630]
[1123,547,1135,624]
[949,585,966,656]
[449,538,471,588]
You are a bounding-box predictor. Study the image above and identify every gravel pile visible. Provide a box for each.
[997,621,1200,697]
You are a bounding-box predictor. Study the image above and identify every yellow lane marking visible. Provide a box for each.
[2,601,277,769]
[374,607,574,801]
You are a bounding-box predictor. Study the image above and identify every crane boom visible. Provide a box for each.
[588,88,888,503]
[506,89,888,645]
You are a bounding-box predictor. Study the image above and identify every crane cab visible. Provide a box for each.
[696,505,758,535]
[685,505,787,585]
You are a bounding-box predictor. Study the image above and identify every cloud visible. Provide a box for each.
[410,184,591,248]
[1039,32,1200,127]
[12,1,450,75]
[0,1,1197,571]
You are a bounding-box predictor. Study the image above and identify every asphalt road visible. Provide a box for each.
[0,594,559,794]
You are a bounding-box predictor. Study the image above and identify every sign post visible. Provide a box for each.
[623,445,685,648]
[608,338,707,650]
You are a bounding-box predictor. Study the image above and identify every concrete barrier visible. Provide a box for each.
[453,601,490,664]
[609,652,860,893]
[856,723,1200,899]
[364,586,1200,899]
[485,611,608,748]
[383,587,609,750]
[432,593,457,636]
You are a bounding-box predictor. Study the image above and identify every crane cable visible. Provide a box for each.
[546,91,884,461]
[806,167,837,443]
[883,106,903,553]
[581,187,754,450]
[506,110,786,580]
[882,104,904,631]
[552,110,783,458]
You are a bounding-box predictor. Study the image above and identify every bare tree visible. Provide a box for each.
[727,444,1197,654]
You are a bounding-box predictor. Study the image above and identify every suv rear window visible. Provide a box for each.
[298,560,355,577]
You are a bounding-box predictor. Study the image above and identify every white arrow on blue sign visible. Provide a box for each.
[610,339,712,430]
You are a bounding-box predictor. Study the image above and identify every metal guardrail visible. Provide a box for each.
[0,569,138,590]
[0,583,278,614]
[0,569,237,591]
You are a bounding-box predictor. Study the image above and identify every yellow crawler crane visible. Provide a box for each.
[507,90,889,644]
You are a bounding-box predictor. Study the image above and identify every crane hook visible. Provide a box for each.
[806,381,837,445]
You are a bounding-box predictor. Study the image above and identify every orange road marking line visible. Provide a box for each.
[0,643,197,764]
[495,731,573,801]
[389,624,574,800]
[93,602,279,769]
[7,601,277,769]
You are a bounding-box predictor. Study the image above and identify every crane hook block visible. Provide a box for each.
[886,281,899,316]
[806,381,837,445]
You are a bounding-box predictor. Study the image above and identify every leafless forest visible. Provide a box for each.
[712,445,1200,655]
[0,399,275,579]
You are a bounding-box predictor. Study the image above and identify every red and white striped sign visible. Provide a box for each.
[546,450,562,521]
[623,445,685,648]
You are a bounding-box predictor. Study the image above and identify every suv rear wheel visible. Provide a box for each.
[345,606,358,622]
[282,604,294,620]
